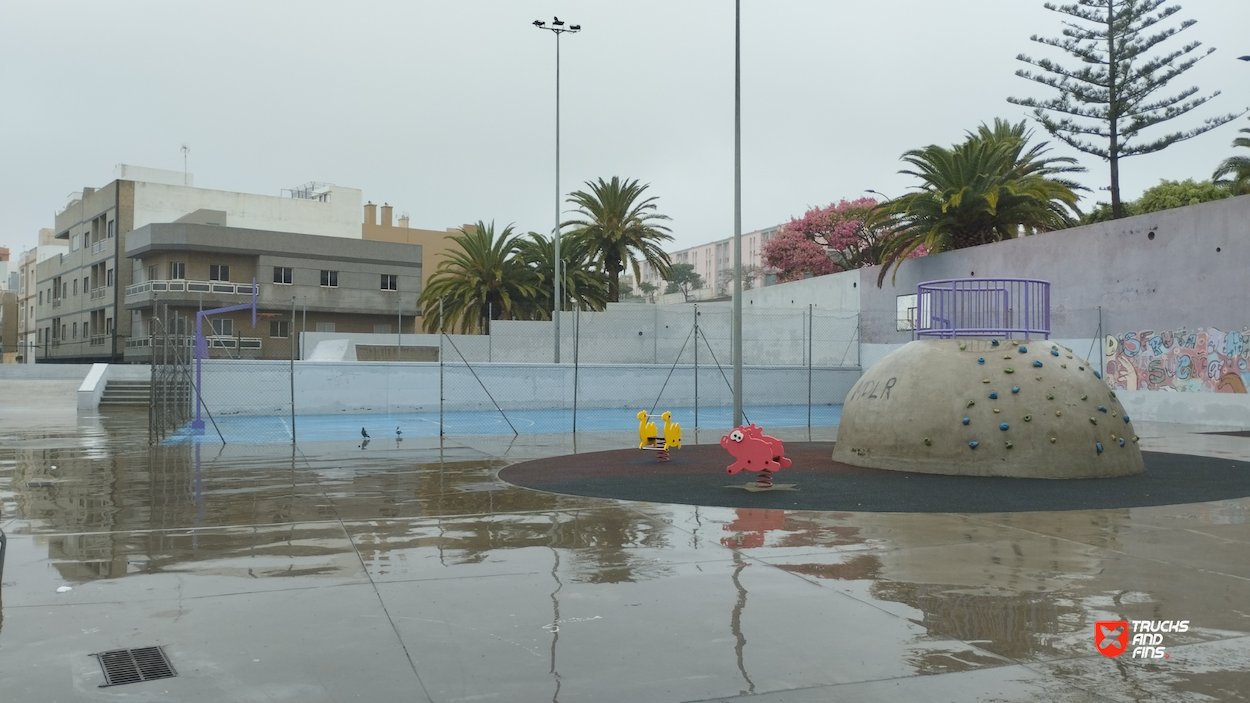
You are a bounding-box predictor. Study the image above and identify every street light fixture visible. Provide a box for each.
[533,16,581,363]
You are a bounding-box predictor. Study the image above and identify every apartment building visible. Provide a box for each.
[360,201,463,293]
[123,222,422,362]
[637,225,780,299]
[15,230,64,363]
[34,166,363,362]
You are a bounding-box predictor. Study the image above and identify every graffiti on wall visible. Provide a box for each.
[1105,327,1250,393]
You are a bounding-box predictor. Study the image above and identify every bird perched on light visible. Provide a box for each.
[396,426,402,436]
[570,25,580,31]
[361,427,370,439]
[533,20,545,27]
[552,16,564,26]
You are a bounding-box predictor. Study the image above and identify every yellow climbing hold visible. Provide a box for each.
[994,408,1001,413]
[1055,410,1062,416]
[1050,437,1057,443]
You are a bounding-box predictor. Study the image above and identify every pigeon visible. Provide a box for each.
[361,427,370,439]
[570,24,580,30]
[553,16,564,26]
[532,20,545,27]
[396,426,402,436]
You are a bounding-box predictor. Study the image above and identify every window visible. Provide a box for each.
[38,290,42,304]
[373,324,392,334]
[148,265,157,282]
[72,234,80,251]
[83,322,89,338]
[320,270,338,287]
[211,319,234,336]
[380,274,397,291]
[107,220,115,238]
[73,279,78,296]
[209,264,230,281]
[105,317,113,334]
[169,262,185,280]
[61,324,66,339]
[107,269,114,287]
[83,276,89,292]
[270,320,290,338]
[315,322,335,332]
[273,266,293,284]
[73,322,78,338]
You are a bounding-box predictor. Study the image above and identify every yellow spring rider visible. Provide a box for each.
[637,411,682,461]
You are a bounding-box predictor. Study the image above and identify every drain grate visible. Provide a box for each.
[92,646,177,687]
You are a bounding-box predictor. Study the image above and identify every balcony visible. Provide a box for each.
[90,287,108,301]
[90,239,110,254]
[52,298,62,308]
[90,335,108,347]
[125,335,262,359]
[125,279,257,301]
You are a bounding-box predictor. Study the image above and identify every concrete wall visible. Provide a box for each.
[133,182,362,240]
[197,360,859,416]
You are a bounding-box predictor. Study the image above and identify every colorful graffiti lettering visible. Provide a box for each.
[1105,326,1250,393]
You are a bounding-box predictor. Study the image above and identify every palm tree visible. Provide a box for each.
[563,177,674,302]
[417,221,536,333]
[1213,126,1250,195]
[870,119,1085,286]
[513,232,610,318]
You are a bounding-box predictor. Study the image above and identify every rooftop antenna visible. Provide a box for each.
[180,144,190,185]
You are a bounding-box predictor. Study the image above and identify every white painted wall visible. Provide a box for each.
[741,267,861,312]
[197,360,860,416]
[133,182,362,239]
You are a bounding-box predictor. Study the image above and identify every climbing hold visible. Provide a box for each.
[1050,437,1057,443]
[1111,434,1117,441]
[989,392,998,399]
[1061,363,1067,368]
[924,437,932,446]
[983,379,991,383]
[1011,341,1020,347]
[1012,386,1020,394]
[1079,366,1085,371]
[1004,354,1013,360]
[1046,393,1054,400]
[1110,390,1117,398]
[1064,346,1072,352]
[1080,394,1088,400]
[991,339,1000,346]
[967,400,976,408]
[1005,441,1014,448]
[1005,367,1015,374]
[1055,410,1062,416]
[1051,349,1059,356]
[1097,406,1107,413]
[1032,360,1043,368]
[1132,435,1139,443]
[1000,423,1009,431]
[1093,370,1102,379]
[1024,414,1032,422]
[994,408,1001,413]
[1035,375,1042,381]
[1096,442,1103,454]
[969,441,979,449]
[1119,438,1126,447]
[1089,417,1098,425]
[962,417,970,425]
[959,342,967,351]
[978,357,985,365]
[1018,346,1027,353]
[1123,415,1130,423]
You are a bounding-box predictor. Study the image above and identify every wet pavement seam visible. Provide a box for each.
[302,447,435,703]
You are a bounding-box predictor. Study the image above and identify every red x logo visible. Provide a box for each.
[1096,620,1129,658]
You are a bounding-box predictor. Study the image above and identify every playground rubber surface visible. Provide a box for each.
[498,442,1250,513]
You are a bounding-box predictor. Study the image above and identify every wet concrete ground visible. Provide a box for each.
[1,379,1249,702]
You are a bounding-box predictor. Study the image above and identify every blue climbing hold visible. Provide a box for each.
[991,339,1000,346]
[1096,442,1103,454]
[1093,370,1102,379]
[1019,346,1027,353]
[1123,415,1130,424]
[1097,406,1107,413]
[999,423,1010,431]
[1118,438,1126,447]
[978,357,985,365]
[969,441,979,449]
[989,392,998,399]
[962,417,970,425]
[1032,360,1043,367]
[1051,349,1059,356]
[1011,386,1020,394]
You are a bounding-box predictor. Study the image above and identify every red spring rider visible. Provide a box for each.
[722,424,791,488]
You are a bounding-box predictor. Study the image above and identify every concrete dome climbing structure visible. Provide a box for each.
[832,337,1144,479]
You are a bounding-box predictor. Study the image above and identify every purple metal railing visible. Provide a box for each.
[915,278,1050,340]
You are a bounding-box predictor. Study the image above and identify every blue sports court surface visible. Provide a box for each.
[163,404,843,444]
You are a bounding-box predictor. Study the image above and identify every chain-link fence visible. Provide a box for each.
[145,304,862,446]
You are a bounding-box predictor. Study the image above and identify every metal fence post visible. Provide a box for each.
[693,304,699,430]
[573,304,580,434]
[808,304,813,431]
[290,296,297,446]
[439,298,445,438]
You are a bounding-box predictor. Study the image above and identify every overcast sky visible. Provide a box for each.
[3,0,1248,256]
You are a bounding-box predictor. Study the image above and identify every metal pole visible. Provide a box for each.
[488,302,493,362]
[807,304,813,431]
[573,303,579,434]
[397,292,402,362]
[439,298,445,437]
[301,298,306,360]
[731,0,744,428]
[290,296,297,445]
[552,30,562,363]
[694,304,699,430]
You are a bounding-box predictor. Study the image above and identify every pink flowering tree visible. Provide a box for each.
[761,229,838,283]
[783,197,927,269]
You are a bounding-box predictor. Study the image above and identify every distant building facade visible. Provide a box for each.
[637,225,780,302]
[359,201,463,294]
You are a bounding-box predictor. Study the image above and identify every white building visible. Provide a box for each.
[637,224,780,301]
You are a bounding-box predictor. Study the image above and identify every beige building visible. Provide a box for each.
[34,166,363,363]
[360,201,463,293]
[16,229,63,363]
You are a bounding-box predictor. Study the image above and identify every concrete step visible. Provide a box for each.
[100,380,154,406]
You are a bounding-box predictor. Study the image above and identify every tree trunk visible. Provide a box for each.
[1107,1,1122,219]
[605,254,621,303]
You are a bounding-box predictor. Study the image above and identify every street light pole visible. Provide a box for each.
[534,17,580,363]
[732,0,743,428]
